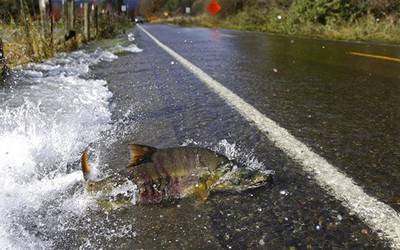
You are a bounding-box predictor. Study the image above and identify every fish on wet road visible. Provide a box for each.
[81,144,272,206]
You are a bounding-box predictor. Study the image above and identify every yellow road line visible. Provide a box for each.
[349,51,400,62]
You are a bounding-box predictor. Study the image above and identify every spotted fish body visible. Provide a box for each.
[82,144,271,205]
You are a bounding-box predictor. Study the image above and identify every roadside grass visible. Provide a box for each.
[1,19,53,67]
[156,11,400,44]
[1,14,132,68]
[323,16,400,43]
[152,15,219,28]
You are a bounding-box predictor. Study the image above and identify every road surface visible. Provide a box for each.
[82,24,400,249]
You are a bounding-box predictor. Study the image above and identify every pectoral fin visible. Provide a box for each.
[128,144,157,168]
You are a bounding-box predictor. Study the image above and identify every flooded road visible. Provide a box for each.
[0,24,399,249]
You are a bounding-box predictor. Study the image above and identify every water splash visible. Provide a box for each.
[182,139,272,174]
[0,37,142,248]
[110,44,143,54]
[127,32,136,42]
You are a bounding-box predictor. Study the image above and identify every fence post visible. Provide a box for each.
[93,5,99,38]
[39,0,51,37]
[63,0,68,30]
[84,3,91,41]
[68,0,75,30]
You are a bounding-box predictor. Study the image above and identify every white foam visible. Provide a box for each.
[123,44,143,53]
[0,46,120,248]
[23,70,44,78]
[127,33,136,42]
[111,44,143,53]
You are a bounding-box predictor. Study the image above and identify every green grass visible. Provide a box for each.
[156,9,400,44]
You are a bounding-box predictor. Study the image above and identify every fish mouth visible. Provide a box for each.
[254,171,274,185]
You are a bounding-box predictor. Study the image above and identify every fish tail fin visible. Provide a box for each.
[81,148,91,181]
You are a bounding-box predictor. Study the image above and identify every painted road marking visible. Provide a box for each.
[139,25,400,248]
[349,51,400,62]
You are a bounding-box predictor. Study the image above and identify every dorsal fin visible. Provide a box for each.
[81,148,91,181]
[128,144,157,168]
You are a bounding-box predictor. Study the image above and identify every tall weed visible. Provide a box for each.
[4,15,54,66]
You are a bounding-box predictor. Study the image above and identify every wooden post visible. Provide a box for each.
[84,3,91,41]
[61,0,76,44]
[63,0,68,30]
[68,0,75,31]
[93,5,99,38]
[39,0,49,35]
[39,0,53,40]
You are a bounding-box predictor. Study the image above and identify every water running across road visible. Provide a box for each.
[0,31,262,249]
[0,35,142,248]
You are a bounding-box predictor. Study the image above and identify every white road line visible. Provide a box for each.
[138,25,400,248]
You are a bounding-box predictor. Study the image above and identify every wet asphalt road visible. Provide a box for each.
[88,24,400,249]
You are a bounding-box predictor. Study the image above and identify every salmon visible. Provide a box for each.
[81,144,272,206]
